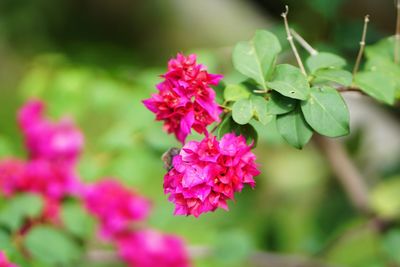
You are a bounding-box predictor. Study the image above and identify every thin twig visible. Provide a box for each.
[313,135,371,214]
[395,0,400,63]
[290,29,319,56]
[353,15,370,76]
[281,6,307,76]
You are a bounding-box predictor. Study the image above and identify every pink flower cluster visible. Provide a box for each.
[0,251,18,267]
[18,100,83,165]
[83,179,190,267]
[117,230,190,267]
[0,100,83,222]
[143,53,223,143]
[164,133,259,217]
[83,179,151,238]
[0,100,192,267]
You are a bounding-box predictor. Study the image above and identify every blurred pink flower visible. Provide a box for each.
[0,158,25,197]
[116,229,190,267]
[18,100,84,164]
[21,159,80,199]
[164,133,259,217]
[83,179,151,239]
[143,53,223,143]
[0,251,18,267]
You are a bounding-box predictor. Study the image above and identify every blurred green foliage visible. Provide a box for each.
[0,0,399,266]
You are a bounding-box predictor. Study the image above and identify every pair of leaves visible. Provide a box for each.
[277,86,350,148]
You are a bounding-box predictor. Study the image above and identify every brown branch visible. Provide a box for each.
[353,15,370,76]
[282,6,307,76]
[313,135,371,214]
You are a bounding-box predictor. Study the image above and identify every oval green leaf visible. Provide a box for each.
[266,92,297,115]
[276,106,313,149]
[232,99,253,125]
[223,84,251,102]
[354,71,396,105]
[25,226,81,264]
[233,30,281,89]
[301,86,350,137]
[313,69,353,86]
[306,52,346,73]
[266,64,310,100]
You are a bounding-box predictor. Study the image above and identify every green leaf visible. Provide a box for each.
[61,203,94,238]
[365,57,400,97]
[0,194,43,231]
[233,30,281,89]
[301,86,349,137]
[218,116,258,145]
[223,84,250,102]
[276,106,313,149]
[266,64,310,100]
[365,36,399,62]
[354,71,396,105]
[250,95,272,125]
[25,226,81,264]
[232,99,253,125]
[266,92,296,115]
[313,69,352,86]
[306,52,346,73]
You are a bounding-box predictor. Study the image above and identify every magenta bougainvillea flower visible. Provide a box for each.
[21,159,80,200]
[143,53,223,143]
[0,158,25,197]
[0,251,18,267]
[0,158,79,222]
[116,229,190,267]
[18,100,84,164]
[83,179,151,238]
[164,133,260,217]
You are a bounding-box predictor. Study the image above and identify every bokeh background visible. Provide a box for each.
[1,0,400,266]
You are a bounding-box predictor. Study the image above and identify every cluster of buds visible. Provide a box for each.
[144,54,260,217]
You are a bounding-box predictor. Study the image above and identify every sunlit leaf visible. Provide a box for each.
[233,30,281,89]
